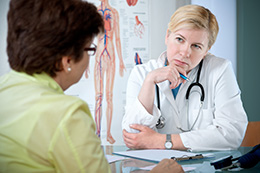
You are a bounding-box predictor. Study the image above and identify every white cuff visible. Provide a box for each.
[122,98,161,133]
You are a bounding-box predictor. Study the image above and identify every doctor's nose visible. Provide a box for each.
[179,44,191,58]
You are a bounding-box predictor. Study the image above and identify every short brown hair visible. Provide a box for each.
[7,0,104,77]
[168,5,219,49]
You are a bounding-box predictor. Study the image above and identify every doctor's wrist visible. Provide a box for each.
[144,73,157,85]
[171,134,187,150]
[154,133,167,149]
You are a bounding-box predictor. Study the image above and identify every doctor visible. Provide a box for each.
[122,4,248,151]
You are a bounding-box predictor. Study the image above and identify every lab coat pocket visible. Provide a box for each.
[191,108,214,129]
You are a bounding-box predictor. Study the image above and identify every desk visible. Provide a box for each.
[103,145,260,173]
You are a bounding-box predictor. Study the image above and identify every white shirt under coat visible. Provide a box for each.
[122,51,248,151]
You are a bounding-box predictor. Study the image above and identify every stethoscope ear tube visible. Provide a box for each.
[186,60,205,102]
[156,84,160,110]
[185,82,205,102]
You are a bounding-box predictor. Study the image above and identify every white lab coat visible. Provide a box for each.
[122,51,248,151]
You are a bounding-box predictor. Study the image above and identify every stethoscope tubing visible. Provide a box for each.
[156,60,205,130]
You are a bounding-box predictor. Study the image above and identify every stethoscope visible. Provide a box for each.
[156,60,205,131]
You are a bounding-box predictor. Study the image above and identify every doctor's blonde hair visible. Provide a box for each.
[168,4,219,49]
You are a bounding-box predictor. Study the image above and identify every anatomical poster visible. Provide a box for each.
[65,0,149,145]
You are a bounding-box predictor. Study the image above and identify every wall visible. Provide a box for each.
[237,0,260,121]
[0,0,10,75]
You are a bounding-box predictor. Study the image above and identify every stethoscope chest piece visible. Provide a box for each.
[156,116,165,129]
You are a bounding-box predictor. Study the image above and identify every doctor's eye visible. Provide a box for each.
[176,37,184,43]
[192,44,201,50]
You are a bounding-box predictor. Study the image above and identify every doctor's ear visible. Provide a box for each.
[165,29,171,45]
[166,29,171,37]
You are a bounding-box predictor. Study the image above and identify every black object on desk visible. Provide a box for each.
[210,143,260,170]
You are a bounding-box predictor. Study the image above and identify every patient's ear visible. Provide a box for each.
[61,56,72,73]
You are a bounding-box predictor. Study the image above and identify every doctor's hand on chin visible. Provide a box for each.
[123,124,186,150]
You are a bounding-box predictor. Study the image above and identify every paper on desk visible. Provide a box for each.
[139,164,196,172]
[106,154,126,163]
[113,149,212,162]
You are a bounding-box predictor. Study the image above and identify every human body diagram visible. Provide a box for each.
[94,0,125,144]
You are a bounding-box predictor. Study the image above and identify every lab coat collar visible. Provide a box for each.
[157,51,167,66]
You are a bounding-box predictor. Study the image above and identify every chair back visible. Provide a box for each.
[241,121,260,147]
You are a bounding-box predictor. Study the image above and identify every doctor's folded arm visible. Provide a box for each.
[122,4,248,151]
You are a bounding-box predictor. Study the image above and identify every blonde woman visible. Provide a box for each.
[122,5,248,151]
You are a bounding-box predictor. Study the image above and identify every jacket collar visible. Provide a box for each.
[11,70,63,94]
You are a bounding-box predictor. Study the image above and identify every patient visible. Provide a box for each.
[0,0,183,172]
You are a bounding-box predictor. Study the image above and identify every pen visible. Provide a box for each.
[179,73,190,82]
[171,154,204,161]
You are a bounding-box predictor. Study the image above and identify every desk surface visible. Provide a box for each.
[103,145,260,173]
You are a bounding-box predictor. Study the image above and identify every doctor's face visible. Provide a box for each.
[165,28,209,73]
